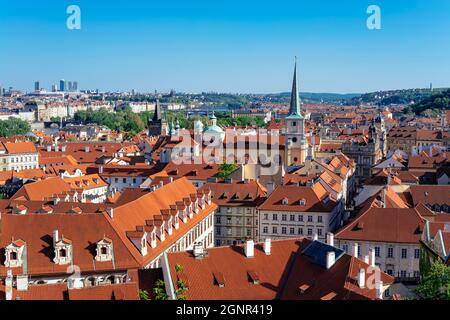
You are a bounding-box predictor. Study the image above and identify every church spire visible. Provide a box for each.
[287,57,303,119]
[152,99,162,122]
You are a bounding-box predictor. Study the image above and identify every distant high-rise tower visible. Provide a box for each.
[34,81,40,91]
[59,79,66,92]
[67,81,78,92]
[285,58,307,167]
[51,84,58,92]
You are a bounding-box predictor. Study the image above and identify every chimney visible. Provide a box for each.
[85,146,90,153]
[353,243,359,257]
[102,146,106,153]
[369,248,376,267]
[61,145,66,152]
[46,145,52,152]
[264,238,271,255]
[16,275,29,292]
[313,233,318,241]
[53,230,59,246]
[244,240,254,258]
[54,145,59,152]
[364,255,370,264]
[376,280,384,299]
[326,232,334,247]
[358,268,366,288]
[193,242,204,259]
[99,166,104,174]
[106,207,113,219]
[5,270,13,301]
[159,181,164,188]
[326,251,336,269]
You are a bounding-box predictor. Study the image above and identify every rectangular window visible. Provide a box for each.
[317,216,323,223]
[263,226,268,234]
[317,228,323,236]
[307,228,312,236]
[298,215,303,222]
[290,227,295,234]
[387,247,394,258]
[246,229,251,237]
[375,246,381,257]
[272,227,278,234]
[272,214,278,221]
[307,216,313,222]
[264,214,268,220]
[414,249,420,259]
[400,270,407,278]
[298,228,303,235]
[290,214,295,221]
[282,214,287,221]
[281,227,287,234]
[343,244,349,253]
[401,248,407,259]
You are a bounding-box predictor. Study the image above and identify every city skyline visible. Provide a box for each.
[0,1,450,93]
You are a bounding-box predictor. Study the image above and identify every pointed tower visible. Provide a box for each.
[285,58,307,166]
[148,99,168,136]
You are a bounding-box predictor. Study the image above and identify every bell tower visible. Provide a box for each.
[285,58,307,166]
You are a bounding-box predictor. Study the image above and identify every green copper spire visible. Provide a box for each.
[286,57,303,119]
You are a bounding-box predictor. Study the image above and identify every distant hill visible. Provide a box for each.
[404,89,450,116]
[277,92,362,103]
[347,88,450,106]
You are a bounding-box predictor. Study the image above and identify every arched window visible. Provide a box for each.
[59,248,67,257]
[105,275,115,284]
[100,247,107,255]
[10,251,17,260]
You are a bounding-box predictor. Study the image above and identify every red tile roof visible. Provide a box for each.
[199,180,267,207]
[258,184,336,213]
[335,208,424,244]
[3,142,37,154]
[165,238,394,300]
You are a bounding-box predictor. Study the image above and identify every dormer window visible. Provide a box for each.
[95,238,113,262]
[150,231,157,248]
[126,231,148,256]
[299,199,306,206]
[53,231,72,265]
[282,198,289,205]
[4,240,26,268]
[167,219,173,236]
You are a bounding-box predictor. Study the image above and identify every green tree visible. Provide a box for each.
[138,289,150,300]
[153,279,169,300]
[216,163,239,178]
[416,261,450,300]
[0,118,31,137]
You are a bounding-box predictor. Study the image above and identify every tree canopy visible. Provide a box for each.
[404,89,450,116]
[416,260,450,300]
[0,118,31,137]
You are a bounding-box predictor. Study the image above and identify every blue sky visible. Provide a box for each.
[1,0,449,93]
